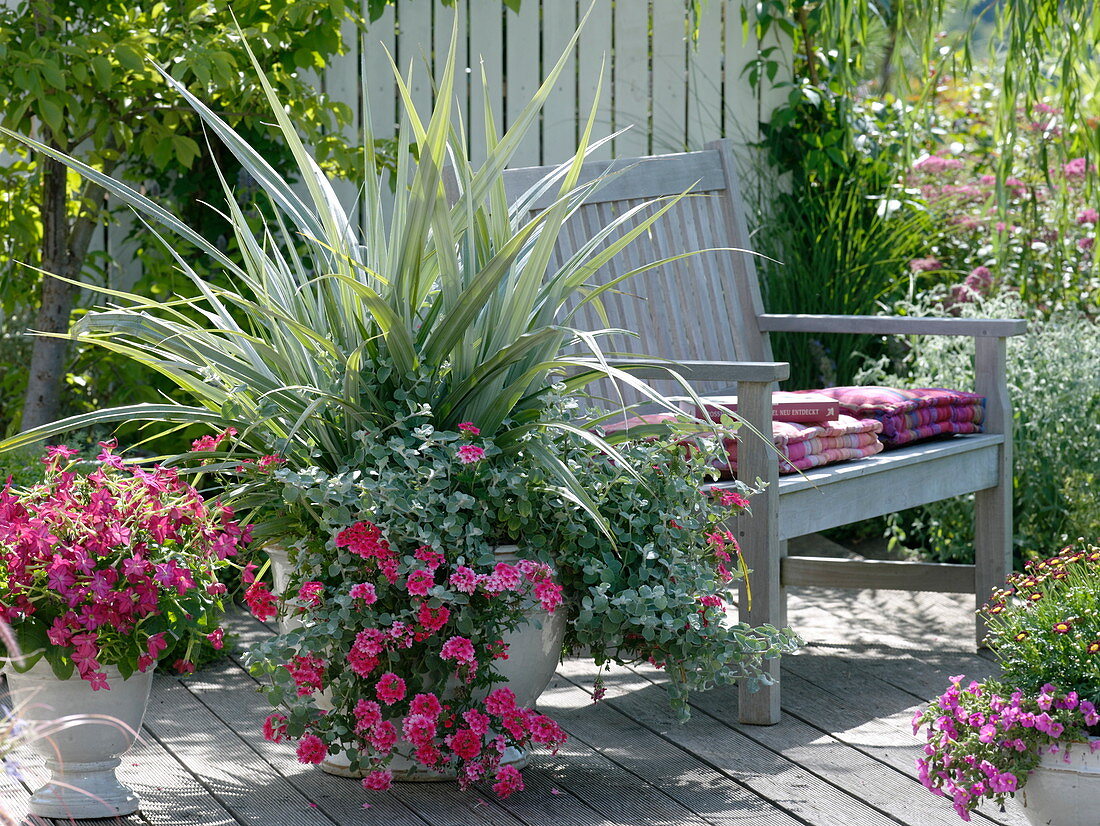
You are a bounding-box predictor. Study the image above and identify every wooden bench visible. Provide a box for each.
[503,139,1025,725]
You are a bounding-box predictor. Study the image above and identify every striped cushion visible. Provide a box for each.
[808,387,986,448]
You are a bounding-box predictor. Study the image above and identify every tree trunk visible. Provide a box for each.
[19,154,100,432]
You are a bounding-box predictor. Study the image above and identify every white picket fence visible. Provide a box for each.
[97,0,790,289]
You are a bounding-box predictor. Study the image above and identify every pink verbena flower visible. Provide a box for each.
[244,582,278,621]
[414,545,446,569]
[534,578,563,613]
[362,769,393,791]
[410,693,443,717]
[456,445,486,464]
[296,734,328,764]
[263,713,288,743]
[440,636,477,666]
[376,672,407,705]
[416,602,450,633]
[449,566,480,594]
[353,699,383,733]
[492,765,524,798]
[457,422,481,435]
[484,687,517,715]
[447,728,482,760]
[297,581,324,608]
[349,582,377,604]
[405,569,434,597]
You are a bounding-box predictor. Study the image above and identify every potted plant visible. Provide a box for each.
[914,541,1100,824]
[0,14,798,799]
[525,417,801,721]
[0,442,248,818]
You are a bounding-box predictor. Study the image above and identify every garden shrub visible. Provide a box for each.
[858,291,1100,563]
[902,74,1099,315]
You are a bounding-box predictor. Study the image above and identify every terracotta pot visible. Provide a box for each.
[1021,737,1100,826]
[262,542,566,780]
[6,661,153,819]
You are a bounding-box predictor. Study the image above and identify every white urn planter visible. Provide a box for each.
[1021,738,1100,826]
[263,542,566,781]
[6,661,153,819]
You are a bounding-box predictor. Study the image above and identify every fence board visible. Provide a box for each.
[469,0,506,164]
[611,0,649,157]
[434,4,469,148]
[576,0,613,160]
[650,0,687,154]
[363,2,398,139]
[541,0,578,164]
[396,0,434,122]
[503,0,542,165]
[687,0,724,150]
[325,15,362,222]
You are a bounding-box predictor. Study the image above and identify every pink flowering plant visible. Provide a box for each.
[0,441,250,687]
[904,72,1100,314]
[243,419,568,796]
[915,541,1100,820]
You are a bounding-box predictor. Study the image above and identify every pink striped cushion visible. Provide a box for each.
[807,387,986,448]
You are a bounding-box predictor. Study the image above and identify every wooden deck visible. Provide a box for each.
[2,571,1032,826]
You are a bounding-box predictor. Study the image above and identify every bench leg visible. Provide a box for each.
[734,379,783,725]
[974,458,1011,647]
[974,337,1013,648]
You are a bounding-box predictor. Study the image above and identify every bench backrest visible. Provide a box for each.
[502,138,773,399]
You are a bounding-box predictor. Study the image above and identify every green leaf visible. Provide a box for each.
[116,44,144,72]
[44,645,75,680]
[38,97,63,137]
[91,55,113,88]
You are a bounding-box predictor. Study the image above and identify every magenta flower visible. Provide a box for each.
[457,422,481,435]
[492,765,524,798]
[440,635,477,666]
[405,569,434,597]
[362,769,393,791]
[375,672,407,705]
[456,444,486,464]
[349,582,378,604]
[296,734,328,764]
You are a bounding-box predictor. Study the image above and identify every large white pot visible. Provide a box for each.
[1022,738,1100,826]
[263,542,566,780]
[6,660,153,818]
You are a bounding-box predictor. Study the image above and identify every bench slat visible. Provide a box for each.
[781,557,976,593]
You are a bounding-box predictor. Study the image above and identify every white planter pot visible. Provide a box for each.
[263,542,566,781]
[1022,738,1100,826]
[6,660,153,819]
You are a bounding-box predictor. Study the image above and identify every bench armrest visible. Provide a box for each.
[606,358,790,384]
[757,314,1027,338]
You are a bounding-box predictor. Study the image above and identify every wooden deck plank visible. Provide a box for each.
[537,673,803,826]
[219,612,583,826]
[778,664,1025,826]
[556,659,900,826]
[179,661,432,826]
[143,677,340,826]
